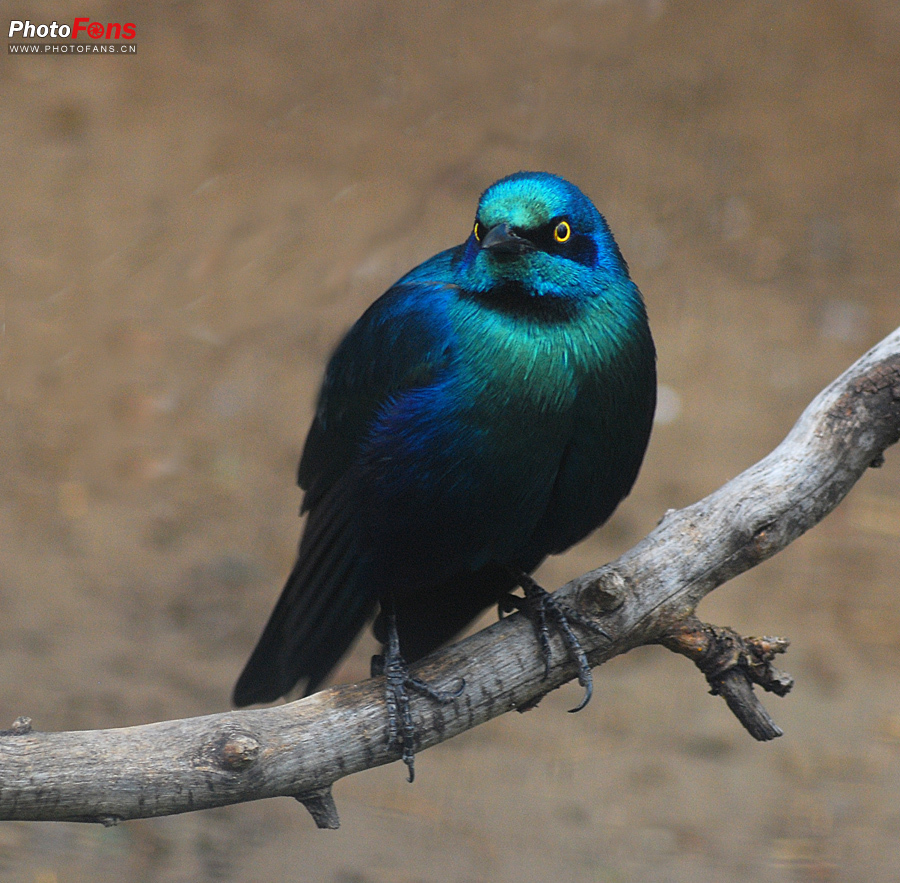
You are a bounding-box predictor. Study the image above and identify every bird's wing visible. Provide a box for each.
[298,260,459,512]
[233,261,462,706]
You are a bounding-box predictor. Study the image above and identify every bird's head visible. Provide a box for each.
[458,172,630,300]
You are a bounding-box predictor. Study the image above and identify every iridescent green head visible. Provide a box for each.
[458,172,630,299]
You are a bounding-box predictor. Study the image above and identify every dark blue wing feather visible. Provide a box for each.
[298,249,460,511]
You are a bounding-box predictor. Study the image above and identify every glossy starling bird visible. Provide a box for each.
[233,172,656,779]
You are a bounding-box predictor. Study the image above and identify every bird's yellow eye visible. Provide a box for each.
[553,220,571,243]
[473,221,482,241]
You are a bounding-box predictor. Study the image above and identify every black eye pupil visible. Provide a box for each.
[554,221,570,243]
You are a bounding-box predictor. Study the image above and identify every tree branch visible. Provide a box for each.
[2,327,899,829]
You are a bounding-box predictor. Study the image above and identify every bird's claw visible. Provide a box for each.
[503,571,609,712]
[373,614,463,782]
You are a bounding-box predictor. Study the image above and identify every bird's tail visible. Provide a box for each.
[232,490,375,707]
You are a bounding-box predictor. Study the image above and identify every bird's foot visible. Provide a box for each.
[499,571,609,713]
[371,614,463,782]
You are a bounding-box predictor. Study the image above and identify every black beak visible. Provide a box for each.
[480,222,534,255]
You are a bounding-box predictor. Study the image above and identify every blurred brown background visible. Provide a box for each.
[2,1,900,880]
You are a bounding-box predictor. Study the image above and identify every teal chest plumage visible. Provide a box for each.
[418,280,654,567]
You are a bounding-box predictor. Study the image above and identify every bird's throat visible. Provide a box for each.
[470,280,579,323]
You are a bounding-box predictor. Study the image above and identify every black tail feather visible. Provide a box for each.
[232,481,375,706]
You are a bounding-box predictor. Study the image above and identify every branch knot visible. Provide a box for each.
[3,717,34,736]
[198,730,262,772]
